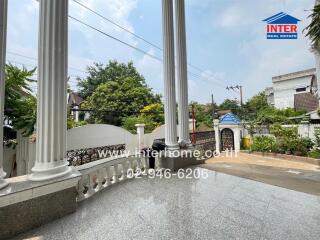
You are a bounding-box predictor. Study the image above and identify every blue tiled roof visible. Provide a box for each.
[219,112,241,125]
[263,12,300,24]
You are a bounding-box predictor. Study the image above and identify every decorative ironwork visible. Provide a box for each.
[221,128,234,150]
[67,144,126,166]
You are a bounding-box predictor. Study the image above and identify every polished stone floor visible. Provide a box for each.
[12,167,320,240]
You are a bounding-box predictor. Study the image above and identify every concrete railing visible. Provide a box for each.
[75,155,148,202]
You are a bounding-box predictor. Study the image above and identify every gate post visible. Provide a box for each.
[135,124,145,152]
[234,127,240,153]
[213,119,220,154]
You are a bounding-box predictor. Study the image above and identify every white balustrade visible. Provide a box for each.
[76,156,148,202]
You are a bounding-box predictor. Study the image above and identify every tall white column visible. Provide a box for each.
[162,0,179,150]
[175,0,191,148]
[29,0,71,181]
[0,0,8,189]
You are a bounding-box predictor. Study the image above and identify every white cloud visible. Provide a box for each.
[212,0,316,100]
[136,48,163,94]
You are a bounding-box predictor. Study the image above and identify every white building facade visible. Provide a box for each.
[266,68,318,111]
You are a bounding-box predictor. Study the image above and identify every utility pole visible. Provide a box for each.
[211,93,215,119]
[239,85,243,106]
[226,85,243,106]
[191,104,196,144]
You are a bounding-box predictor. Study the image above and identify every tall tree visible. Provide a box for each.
[78,60,147,100]
[83,71,161,125]
[305,1,320,105]
[219,99,241,114]
[5,64,37,136]
[242,91,269,121]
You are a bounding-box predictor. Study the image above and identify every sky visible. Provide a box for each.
[6,0,316,104]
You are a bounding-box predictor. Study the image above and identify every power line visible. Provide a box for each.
[69,15,163,62]
[69,15,228,89]
[7,51,86,73]
[71,0,162,51]
[8,8,229,91]
[70,0,231,85]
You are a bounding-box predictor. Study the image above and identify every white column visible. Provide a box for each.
[75,105,79,122]
[29,0,71,181]
[135,124,145,152]
[162,0,179,150]
[0,0,8,189]
[234,127,240,153]
[175,0,191,148]
[213,119,220,154]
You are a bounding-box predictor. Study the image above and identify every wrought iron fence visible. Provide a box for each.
[67,144,126,166]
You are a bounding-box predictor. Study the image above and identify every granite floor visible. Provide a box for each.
[11,167,320,240]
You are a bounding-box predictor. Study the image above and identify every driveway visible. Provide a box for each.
[203,152,320,196]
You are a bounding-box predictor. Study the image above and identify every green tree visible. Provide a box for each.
[242,91,269,120]
[5,64,37,136]
[140,103,164,124]
[255,107,305,127]
[190,102,214,131]
[219,99,240,113]
[305,1,320,47]
[305,1,320,99]
[121,103,164,133]
[83,75,161,125]
[78,60,148,100]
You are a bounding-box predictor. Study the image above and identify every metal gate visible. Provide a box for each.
[221,128,234,150]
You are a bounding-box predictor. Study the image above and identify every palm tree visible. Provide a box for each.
[305,1,320,105]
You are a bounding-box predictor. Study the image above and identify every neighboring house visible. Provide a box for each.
[67,92,87,122]
[265,68,318,112]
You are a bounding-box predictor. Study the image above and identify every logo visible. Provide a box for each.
[263,12,300,39]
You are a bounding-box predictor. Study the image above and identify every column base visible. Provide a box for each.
[29,161,72,181]
[178,139,193,149]
[165,143,180,151]
[159,150,198,171]
[0,179,8,189]
[0,168,8,189]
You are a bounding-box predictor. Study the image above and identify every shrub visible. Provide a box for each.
[293,137,314,156]
[308,149,320,159]
[251,136,276,152]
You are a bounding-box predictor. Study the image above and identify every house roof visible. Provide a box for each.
[219,112,241,125]
[263,12,300,24]
[272,68,316,83]
[68,92,84,106]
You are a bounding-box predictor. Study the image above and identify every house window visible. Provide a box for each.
[296,87,306,93]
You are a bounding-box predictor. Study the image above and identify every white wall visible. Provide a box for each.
[273,76,311,109]
[145,125,166,147]
[67,124,138,153]
[298,124,320,141]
